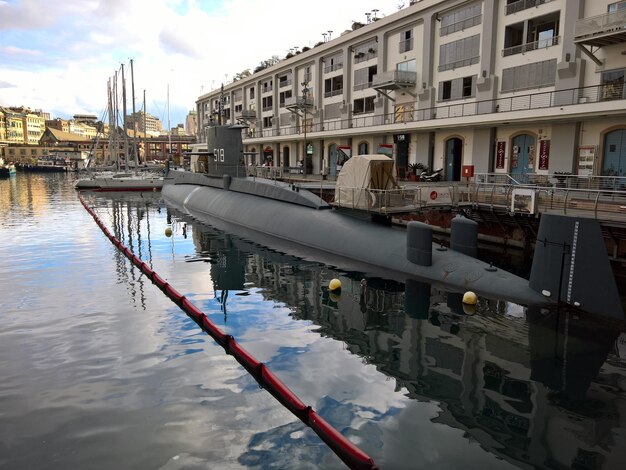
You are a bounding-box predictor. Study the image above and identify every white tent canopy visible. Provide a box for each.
[334,154,398,209]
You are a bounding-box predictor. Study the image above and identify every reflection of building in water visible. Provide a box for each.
[181,212,626,469]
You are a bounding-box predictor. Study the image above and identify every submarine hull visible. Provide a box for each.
[162,177,549,307]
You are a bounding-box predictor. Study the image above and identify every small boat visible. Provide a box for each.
[0,157,17,177]
[18,156,72,173]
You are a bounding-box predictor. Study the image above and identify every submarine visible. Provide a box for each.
[162,124,624,320]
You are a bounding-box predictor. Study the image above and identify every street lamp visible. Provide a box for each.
[301,78,310,177]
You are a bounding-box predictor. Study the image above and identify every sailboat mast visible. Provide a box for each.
[167,83,171,161]
[143,89,147,165]
[107,78,114,167]
[121,63,129,171]
[130,58,139,170]
[113,72,120,172]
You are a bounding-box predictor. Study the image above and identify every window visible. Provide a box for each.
[501,59,556,92]
[304,66,312,83]
[233,90,242,102]
[324,54,343,73]
[278,75,291,88]
[609,1,626,12]
[358,142,369,155]
[399,29,413,53]
[279,90,293,107]
[438,34,480,71]
[440,3,482,36]
[234,104,243,113]
[354,66,377,91]
[249,88,255,99]
[262,80,273,93]
[262,96,273,111]
[263,116,272,128]
[353,96,375,114]
[324,76,343,97]
[439,75,476,101]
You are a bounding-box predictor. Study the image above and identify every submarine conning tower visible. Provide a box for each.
[205,125,245,177]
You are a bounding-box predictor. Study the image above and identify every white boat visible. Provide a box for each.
[75,60,164,191]
[75,171,163,191]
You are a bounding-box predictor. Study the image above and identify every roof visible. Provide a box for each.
[44,127,91,142]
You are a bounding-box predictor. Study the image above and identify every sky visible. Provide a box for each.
[0,0,406,130]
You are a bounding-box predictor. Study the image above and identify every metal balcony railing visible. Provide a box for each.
[324,63,343,73]
[399,38,413,53]
[575,9,626,40]
[279,79,292,88]
[440,14,482,36]
[243,83,626,140]
[324,89,344,98]
[502,36,560,57]
[505,0,552,16]
[372,70,417,87]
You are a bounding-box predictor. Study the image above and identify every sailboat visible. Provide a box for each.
[75,60,164,191]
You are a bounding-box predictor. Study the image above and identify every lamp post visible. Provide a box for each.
[301,78,310,177]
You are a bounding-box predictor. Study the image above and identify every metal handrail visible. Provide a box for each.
[243,83,625,142]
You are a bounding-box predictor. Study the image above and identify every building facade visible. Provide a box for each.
[196,0,626,180]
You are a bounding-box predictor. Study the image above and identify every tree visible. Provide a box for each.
[233,69,252,81]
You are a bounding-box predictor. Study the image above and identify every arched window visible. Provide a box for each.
[358,142,368,155]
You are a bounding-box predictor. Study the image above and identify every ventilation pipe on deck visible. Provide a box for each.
[407,221,432,266]
[450,215,478,258]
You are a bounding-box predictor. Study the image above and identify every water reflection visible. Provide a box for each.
[163,207,626,470]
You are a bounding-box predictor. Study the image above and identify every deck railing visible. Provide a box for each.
[246,83,625,140]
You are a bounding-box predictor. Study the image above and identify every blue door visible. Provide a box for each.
[511,134,535,177]
[445,138,462,181]
[328,144,338,177]
[603,129,626,176]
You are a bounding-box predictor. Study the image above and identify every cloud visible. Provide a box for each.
[0,80,15,89]
[0,45,41,56]
[159,27,202,59]
[0,0,403,126]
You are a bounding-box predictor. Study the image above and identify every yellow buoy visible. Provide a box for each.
[329,278,342,292]
[165,227,172,237]
[462,291,477,305]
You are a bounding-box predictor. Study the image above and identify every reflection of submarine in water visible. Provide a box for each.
[162,125,624,320]
[164,211,626,470]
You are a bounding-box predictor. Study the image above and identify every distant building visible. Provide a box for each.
[185,110,197,136]
[171,124,186,136]
[46,118,70,133]
[125,111,163,136]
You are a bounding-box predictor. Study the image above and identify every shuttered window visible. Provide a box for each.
[501,59,556,92]
[438,34,480,71]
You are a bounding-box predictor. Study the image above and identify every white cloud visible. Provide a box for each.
[0,0,403,126]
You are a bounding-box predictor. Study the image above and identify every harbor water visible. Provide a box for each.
[1,173,626,469]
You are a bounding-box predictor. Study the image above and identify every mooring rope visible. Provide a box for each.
[79,194,378,470]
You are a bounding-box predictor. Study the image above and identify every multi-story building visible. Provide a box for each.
[196,0,626,180]
[126,111,163,136]
[2,107,25,145]
[185,110,198,136]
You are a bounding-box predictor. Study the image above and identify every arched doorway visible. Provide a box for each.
[282,146,290,168]
[511,134,535,178]
[603,129,626,176]
[328,143,338,177]
[444,137,462,181]
[358,142,369,155]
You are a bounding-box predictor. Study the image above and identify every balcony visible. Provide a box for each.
[373,71,417,99]
[574,9,626,66]
[505,0,552,16]
[241,109,257,120]
[575,9,626,47]
[502,36,560,57]
[279,78,292,88]
[323,62,343,74]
